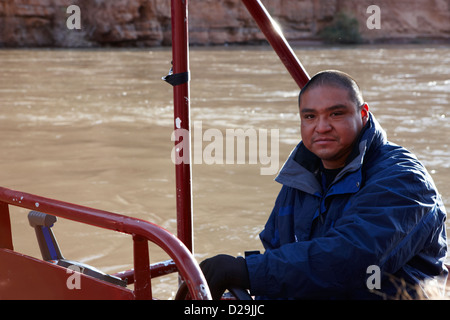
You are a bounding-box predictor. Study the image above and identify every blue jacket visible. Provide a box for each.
[246,113,447,299]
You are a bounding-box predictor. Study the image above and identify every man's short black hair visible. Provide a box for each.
[298,70,365,108]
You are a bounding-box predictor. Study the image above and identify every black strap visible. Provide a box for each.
[162,67,190,86]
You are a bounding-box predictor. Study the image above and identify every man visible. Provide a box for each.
[200,70,447,299]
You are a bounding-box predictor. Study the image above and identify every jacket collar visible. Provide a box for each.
[275,112,386,193]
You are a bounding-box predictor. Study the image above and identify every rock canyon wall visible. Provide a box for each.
[0,0,449,47]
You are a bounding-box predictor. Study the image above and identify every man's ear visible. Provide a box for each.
[361,103,369,125]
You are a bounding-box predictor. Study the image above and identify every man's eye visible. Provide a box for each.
[304,114,315,119]
[331,112,343,117]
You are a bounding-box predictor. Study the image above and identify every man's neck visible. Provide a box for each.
[319,162,344,190]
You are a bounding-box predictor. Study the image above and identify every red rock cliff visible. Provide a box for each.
[0,0,449,47]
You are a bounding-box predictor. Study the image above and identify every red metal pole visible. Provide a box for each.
[170,0,193,252]
[242,0,310,89]
[0,202,13,250]
[133,235,152,300]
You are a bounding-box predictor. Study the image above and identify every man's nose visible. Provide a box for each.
[316,116,332,133]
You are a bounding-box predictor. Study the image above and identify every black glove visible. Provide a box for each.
[200,254,250,300]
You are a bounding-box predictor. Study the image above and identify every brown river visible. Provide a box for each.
[0,45,449,298]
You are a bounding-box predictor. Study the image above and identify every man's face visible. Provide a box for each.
[299,85,369,169]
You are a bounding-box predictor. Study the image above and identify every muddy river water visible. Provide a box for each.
[0,45,449,298]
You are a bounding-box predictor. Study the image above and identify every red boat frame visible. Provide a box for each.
[0,0,309,300]
[0,186,209,299]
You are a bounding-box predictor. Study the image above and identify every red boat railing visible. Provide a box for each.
[0,186,211,300]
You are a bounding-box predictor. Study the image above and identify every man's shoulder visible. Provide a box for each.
[364,141,436,192]
[367,140,421,169]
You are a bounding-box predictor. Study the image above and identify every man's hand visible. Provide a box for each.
[200,254,250,300]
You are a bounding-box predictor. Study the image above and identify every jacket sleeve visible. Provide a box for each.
[259,185,291,250]
[246,153,447,299]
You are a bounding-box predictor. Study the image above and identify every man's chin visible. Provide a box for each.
[311,149,337,161]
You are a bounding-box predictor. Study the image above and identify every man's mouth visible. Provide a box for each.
[313,137,336,145]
